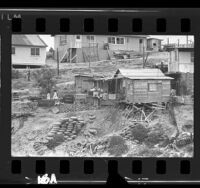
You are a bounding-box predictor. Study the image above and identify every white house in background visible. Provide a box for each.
[147,37,162,51]
[12,35,47,67]
[53,35,149,63]
[167,46,194,73]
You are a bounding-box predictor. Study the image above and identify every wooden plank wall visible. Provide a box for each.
[125,79,171,103]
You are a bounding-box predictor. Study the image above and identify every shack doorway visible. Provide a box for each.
[108,78,124,100]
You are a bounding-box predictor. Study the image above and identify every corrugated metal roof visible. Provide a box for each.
[121,35,149,38]
[12,35,47,47]
[116,68,173,80]
[147,37,163,40]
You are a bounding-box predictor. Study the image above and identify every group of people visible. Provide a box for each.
[90,87,105,108]
[47,90,60,105]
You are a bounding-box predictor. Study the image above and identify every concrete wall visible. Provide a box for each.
[12,46,46,66]
[168,50,194,73]
[179,51,194,73]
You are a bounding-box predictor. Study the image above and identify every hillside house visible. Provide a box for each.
[75,68,173,104]
[147,38,162,51]
[12,35,47,68]
[164,44,194,96]
[167,46,194,73]
[54,35,149,63]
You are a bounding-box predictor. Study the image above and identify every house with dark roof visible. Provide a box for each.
[12,35,48,67]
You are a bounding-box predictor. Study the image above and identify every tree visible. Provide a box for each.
[32,67,56,95]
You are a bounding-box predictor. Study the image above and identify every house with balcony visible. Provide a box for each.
[54,35,149,63]
[166,45,194,73]
[165,44,194,96]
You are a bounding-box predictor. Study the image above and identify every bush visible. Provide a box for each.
[144,131,169,147]
[12,69,21,79]
[107,135,128,156]
[129,123,149,143]
[144,123,169,147]
[32,67,56,95]
[134,145,163,157]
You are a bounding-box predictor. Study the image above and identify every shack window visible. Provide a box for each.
[87,35,94,41]
[60,35,67,45]
[12,47,15,54]
[153,43,157,46]
[31,48,40,56]
[148,83,157,91]
[191,52,194,62]
[108,37,115,44]
[139,39,143,43]
[116,37,125,44]
[76,35,81,40]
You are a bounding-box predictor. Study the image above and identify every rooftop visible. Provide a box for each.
[12,35,48,47]
[115,68,173,80]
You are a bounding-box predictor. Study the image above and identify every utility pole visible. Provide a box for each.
[143,41,145,68]
[69,48,71,64]
[186,35,188,47]
[57,48,59,76]
[89,42,91,69]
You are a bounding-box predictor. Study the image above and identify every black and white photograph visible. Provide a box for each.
[11,35,194,157]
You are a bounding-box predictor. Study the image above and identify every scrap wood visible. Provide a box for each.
[145,109,156,122]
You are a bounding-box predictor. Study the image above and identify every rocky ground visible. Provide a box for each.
[11,103,194,157]
[11,55,193,157]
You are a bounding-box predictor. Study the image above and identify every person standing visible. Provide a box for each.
[47,92,51,100]
[26,66,31,81]
[53,90,60,105]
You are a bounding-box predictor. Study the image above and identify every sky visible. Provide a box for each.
[39,35,194,51]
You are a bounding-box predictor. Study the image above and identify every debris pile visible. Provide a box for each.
[47,117,86,142]
[32,116,87,155]
[107,135,128,156]
[119,123,149,142]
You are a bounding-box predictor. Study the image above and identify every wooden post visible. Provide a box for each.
[143,41,145,68]
[89,43,91,68]
[69,48,71,64]
[56,48,59,76]
[186,35,188,47]
[115,77,117,100]
[168,91,179,138]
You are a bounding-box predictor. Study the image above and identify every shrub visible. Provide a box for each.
[129,123,149,143]
[12,69,21,79]
[134,145,163,157]
[107,135,128,156]
[144,123,169,147]
[144,131,169,147]
[32,67,56,95]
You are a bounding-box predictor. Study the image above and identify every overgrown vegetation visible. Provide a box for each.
[32,67,56,95]
[107,135,128,156]
[129,123,149,143]
[12,69,22,79]
[144,123,169,147]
